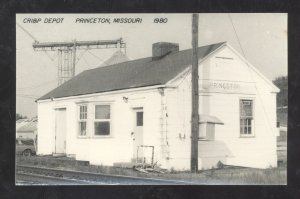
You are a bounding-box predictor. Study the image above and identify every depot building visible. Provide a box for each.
[36,42,279,170]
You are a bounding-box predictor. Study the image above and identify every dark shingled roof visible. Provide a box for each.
[38,42,225,101]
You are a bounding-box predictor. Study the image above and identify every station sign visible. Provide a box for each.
[199,80,256,94]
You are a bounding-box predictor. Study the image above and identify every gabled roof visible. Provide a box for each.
[100,51,130,67]
[17,121,37,132]
[38,42,226,101]
[16,119,31,130]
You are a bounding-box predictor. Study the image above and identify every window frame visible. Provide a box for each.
[93,103,112,138]
[239,98,255,138]
[77,104,88,137]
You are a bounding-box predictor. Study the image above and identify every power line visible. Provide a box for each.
[82,56,92,69]
[228,14,246,57]
[16,23,38,41]
[17,73,34,80]
[17,94,40,99]
[87,50,108,66]
[17,95,38,98]
[17,96,37,99]
[87,50,106,62]
[17,79,57,91]
[228,14,276,137]
[16,23,56,63]
[76,49,89,64]
[16,93,40,97]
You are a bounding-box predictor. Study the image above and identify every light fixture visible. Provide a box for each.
[123,96,128,103]
[158,87,164,96]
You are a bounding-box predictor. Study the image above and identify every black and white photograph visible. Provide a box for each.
[15,13,287,185]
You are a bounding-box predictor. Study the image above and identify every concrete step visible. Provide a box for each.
[52,153,65,157]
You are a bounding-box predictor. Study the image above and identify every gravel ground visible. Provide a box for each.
[16,155,286,185]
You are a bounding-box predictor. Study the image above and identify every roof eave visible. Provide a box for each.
[37,84,166,103]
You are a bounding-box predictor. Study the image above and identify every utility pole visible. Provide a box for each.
[191,13,199,172]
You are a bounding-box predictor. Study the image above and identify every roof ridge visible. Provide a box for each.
[83,41,226,72]
[176,41,226,54]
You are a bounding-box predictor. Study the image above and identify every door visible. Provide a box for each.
[133,108,143,162]
[55,108,66,154]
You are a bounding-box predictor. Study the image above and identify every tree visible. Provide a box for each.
[16,113,28,121]
[273,76,288,108]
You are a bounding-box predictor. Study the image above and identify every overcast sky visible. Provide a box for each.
[16,13,287,118]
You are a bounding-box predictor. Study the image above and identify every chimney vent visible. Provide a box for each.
[152,42,179,60]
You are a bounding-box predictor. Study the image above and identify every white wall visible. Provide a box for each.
[37,88,163,166]
[37,102,55,154]
[211,47,277,168]
[164,45,278,170]
[164,75,192,170]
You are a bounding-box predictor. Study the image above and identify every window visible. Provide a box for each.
[240,99,254,136]
[78,105,87,136]
[94,105,111,136]
[136,112,143,126]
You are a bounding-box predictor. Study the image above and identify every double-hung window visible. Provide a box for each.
[94,105,111,136]
[240,99,254,136]
[78,105,87,136]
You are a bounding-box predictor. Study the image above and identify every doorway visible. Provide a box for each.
[55,108,66,154]
[133,108,143,162]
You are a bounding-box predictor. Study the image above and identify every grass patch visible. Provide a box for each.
[16,155,286,185]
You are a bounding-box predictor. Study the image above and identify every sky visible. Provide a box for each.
[16,13,287,118]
